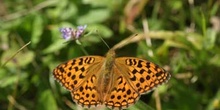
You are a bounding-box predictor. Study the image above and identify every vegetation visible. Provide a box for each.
[0,0,220,110]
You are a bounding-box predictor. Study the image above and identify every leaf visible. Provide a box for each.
[128,101,155,110]
[42,39,66,54]
[37,89,58,110]
[77,9,110,24]
[31,15,44,47]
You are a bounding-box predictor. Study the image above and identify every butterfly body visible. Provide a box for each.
[98,49,116,99]
[53,49,170,110]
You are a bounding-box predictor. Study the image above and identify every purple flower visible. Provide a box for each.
[75,25,87,39]
[59,25,87,41]
[59,27,74,40]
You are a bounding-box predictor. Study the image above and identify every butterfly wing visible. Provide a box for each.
[70,67,103,108]
[104,57,170,109]
[115,57,171,94]
[104,67,140,109]
[53,56,104,107]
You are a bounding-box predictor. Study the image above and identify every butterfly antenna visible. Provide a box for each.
[96,30,110,49]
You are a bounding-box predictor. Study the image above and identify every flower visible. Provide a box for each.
[75,25,87,39]
[59,28,74,40]
[59,25,87,41]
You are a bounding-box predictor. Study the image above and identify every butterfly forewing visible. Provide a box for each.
[115,57,171,94]
[53,56,104,91]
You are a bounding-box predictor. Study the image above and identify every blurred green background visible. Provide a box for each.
[0,0,220,110]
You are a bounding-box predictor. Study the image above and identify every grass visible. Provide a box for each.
[0,0,220,110]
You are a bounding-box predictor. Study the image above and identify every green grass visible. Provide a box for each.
[0,0,220,110]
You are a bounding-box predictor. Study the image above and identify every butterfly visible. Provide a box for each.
[53,49,171,110]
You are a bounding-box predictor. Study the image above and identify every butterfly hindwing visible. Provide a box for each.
[104,66,140,109]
